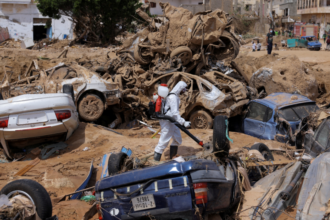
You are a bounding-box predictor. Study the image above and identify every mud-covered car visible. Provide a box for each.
[0,63,121,122]
[142,71,251,129]
[119,3,240,73]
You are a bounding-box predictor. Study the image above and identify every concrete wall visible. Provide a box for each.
[0,2,74,42]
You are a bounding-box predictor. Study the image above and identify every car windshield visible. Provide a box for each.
[315,119,330,148]
[278,103,319,121]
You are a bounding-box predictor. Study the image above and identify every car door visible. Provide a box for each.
[310,119,330,157]
[243,102,272,139]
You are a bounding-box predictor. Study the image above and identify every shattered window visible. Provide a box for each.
[315,121,330,148]
[291,103,319,119]
[201,83,211,92]
[246,102,268,122]
[278,108,299,121]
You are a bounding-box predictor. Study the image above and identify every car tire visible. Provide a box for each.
[63,84,75,102]
[78,94,104,122]
[0,179,52,219]
[190,110,213,129]
[170,46,192,66]
[213,115,230,157]
[134,45,152,65]
[108,152,128,175]
[250,143,274,161]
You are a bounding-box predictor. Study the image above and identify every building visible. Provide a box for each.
[297,0,330,38]
[143,0,233,15]
[0,0,74,44]
[279,0,301,30]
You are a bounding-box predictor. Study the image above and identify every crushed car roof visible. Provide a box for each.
[253,92,315,109]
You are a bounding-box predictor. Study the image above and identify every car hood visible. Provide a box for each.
[0,94,72,105]
[308,41,322,46]
[95,159,219,191]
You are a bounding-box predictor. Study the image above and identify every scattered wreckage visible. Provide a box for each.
[0,62,121,122]
[0,92,79,160]
[126,3,240,72]
[0,179,55,220]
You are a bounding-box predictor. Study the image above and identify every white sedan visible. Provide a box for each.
[0,92,79,159]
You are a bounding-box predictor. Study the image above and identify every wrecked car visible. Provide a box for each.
[0,92,79,159]
[240,161,307,220]
[95,116,240,220]
[242,92,318,142]
[118,3,240,74]
[296,152,330,220]
[295,110,330,158]
[141,71,250,129]
[0,63,121,122]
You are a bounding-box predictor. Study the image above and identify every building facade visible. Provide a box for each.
[297,0,330,38]
[0,0,74,44]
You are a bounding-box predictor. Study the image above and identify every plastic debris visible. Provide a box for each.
[80,195,96,203]
[41,142,67,160]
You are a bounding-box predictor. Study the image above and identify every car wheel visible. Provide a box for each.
[0,179,52,219]
[213,115,230,158]
[108,152,128,175]
[170,46,192,66]
[190,110,213,129]
[134,45,152,65]
[250,143,274,161]
[63,84,75,102]
[78,94,104,122]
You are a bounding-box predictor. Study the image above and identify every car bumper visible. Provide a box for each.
[0,116,78,159]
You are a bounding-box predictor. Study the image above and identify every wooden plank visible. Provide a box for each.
[14,158,40,176]
[24,61,34,77]
[246,159,295,167]
[33,60,39,70]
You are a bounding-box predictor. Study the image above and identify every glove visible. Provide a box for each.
[184,121,191,128]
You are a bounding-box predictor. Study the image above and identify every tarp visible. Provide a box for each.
[296,153,330,220]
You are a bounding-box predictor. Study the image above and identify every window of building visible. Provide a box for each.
[198,2,203,4]
[150,2,156,8]
[284,8,289,16]
[327,0,330,6]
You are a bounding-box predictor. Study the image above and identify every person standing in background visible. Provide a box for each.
[266,28,274,55]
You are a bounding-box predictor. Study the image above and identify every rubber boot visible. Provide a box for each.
[170,145,178,159]
[154,152,162,161]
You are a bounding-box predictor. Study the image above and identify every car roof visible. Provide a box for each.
[252,92,315,109]
[301,36,315,38]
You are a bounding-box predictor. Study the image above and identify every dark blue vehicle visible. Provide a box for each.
[301,36,322,50]
[243,92,318,142]
[95,158,240,220]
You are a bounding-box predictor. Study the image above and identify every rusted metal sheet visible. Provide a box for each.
[0,27,10,43]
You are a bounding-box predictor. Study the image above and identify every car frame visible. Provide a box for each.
[0,92,79,159]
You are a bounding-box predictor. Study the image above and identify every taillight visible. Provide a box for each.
[55,110,71,121]
[0,117,9,128]
[193,183,208,205]
[96,204,103,220]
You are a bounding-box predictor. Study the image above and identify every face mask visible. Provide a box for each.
[270,30,273,33]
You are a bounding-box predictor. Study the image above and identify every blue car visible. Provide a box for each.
[95,158,240,220]
[301,36,322,50]
[243,92,319,142]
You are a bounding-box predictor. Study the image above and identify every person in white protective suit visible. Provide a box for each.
[154,81,191,161]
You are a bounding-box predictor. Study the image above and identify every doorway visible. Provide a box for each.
[33,25,47,41]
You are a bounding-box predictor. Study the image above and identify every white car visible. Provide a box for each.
[0,93,79,159]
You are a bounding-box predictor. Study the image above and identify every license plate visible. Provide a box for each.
[132,194,156,211]
[17,112,48,125]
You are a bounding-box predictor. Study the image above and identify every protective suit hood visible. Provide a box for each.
[170,81,187,96]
